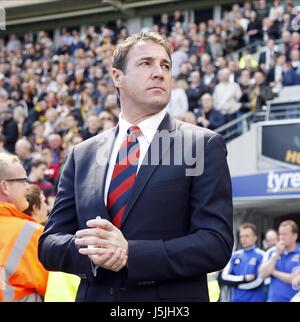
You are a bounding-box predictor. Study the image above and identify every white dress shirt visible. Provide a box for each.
[104,108,166,205]
[91,108,167,276]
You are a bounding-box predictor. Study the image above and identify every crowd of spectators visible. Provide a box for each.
[0,0,300,203]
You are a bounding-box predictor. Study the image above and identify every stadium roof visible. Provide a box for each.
[1,0,239,34]
[1,0,60,9]
[0,0,236,26]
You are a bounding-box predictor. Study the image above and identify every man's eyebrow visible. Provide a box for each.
[161,58,172,65]
[137,57,171,65]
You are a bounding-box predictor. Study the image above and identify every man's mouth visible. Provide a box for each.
[148,86,165,91]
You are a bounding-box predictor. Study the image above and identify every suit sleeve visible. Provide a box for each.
[127,133,234,283]
[38,147,94,281]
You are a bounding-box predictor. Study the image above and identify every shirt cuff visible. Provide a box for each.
[90,259,99,277]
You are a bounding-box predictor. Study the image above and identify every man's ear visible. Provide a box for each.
[0,180,10,197]
[32,204,39,216]
[111,68,123,89]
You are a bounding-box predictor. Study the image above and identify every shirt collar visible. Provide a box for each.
[0,201,36,222]
[118,108,166,144]
[244,245,255,252]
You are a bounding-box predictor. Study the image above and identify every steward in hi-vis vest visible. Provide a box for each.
[0,153,48,301]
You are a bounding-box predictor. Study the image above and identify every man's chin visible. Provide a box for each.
[150,100,169,111]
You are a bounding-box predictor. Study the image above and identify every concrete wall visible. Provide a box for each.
[227,124,258,176]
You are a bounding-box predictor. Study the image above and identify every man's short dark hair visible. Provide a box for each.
[24,184,42,216]
[66,97,76,107]
[67,112,79,123]
[112,31,171,72]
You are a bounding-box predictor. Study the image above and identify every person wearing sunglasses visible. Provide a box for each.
[0,153,48,302]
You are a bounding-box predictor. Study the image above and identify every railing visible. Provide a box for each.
[215,111,266,142]
[216,99,300,143]
[225,38,284,62]
[225,40,265,61]
[266,101,300,120]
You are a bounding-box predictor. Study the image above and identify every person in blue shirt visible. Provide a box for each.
[259,220,300,302]
[221,223,266,302]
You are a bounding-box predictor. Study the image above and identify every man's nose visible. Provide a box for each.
[151,64,164,79]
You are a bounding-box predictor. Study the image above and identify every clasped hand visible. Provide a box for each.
[75,218,128,272]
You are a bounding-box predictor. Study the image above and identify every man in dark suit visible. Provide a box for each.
[258,39,278,72]
[0,109,18,154]
[38,32,233,302]
[186,70,207,111]
[196,93,225,130]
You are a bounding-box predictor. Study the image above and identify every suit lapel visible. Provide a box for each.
[93,127,118,221]
[120,113,176,228]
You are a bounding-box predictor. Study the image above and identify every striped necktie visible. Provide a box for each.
[107,125,141,228]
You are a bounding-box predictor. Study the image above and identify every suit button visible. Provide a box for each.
[78,273,87,279]
[138,281,147,286]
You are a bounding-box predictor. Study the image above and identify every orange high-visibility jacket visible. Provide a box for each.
[0,202,48,301]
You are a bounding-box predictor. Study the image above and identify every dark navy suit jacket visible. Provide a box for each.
[38,113,233,302]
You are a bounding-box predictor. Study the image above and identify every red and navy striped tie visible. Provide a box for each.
[107,125,141,228]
